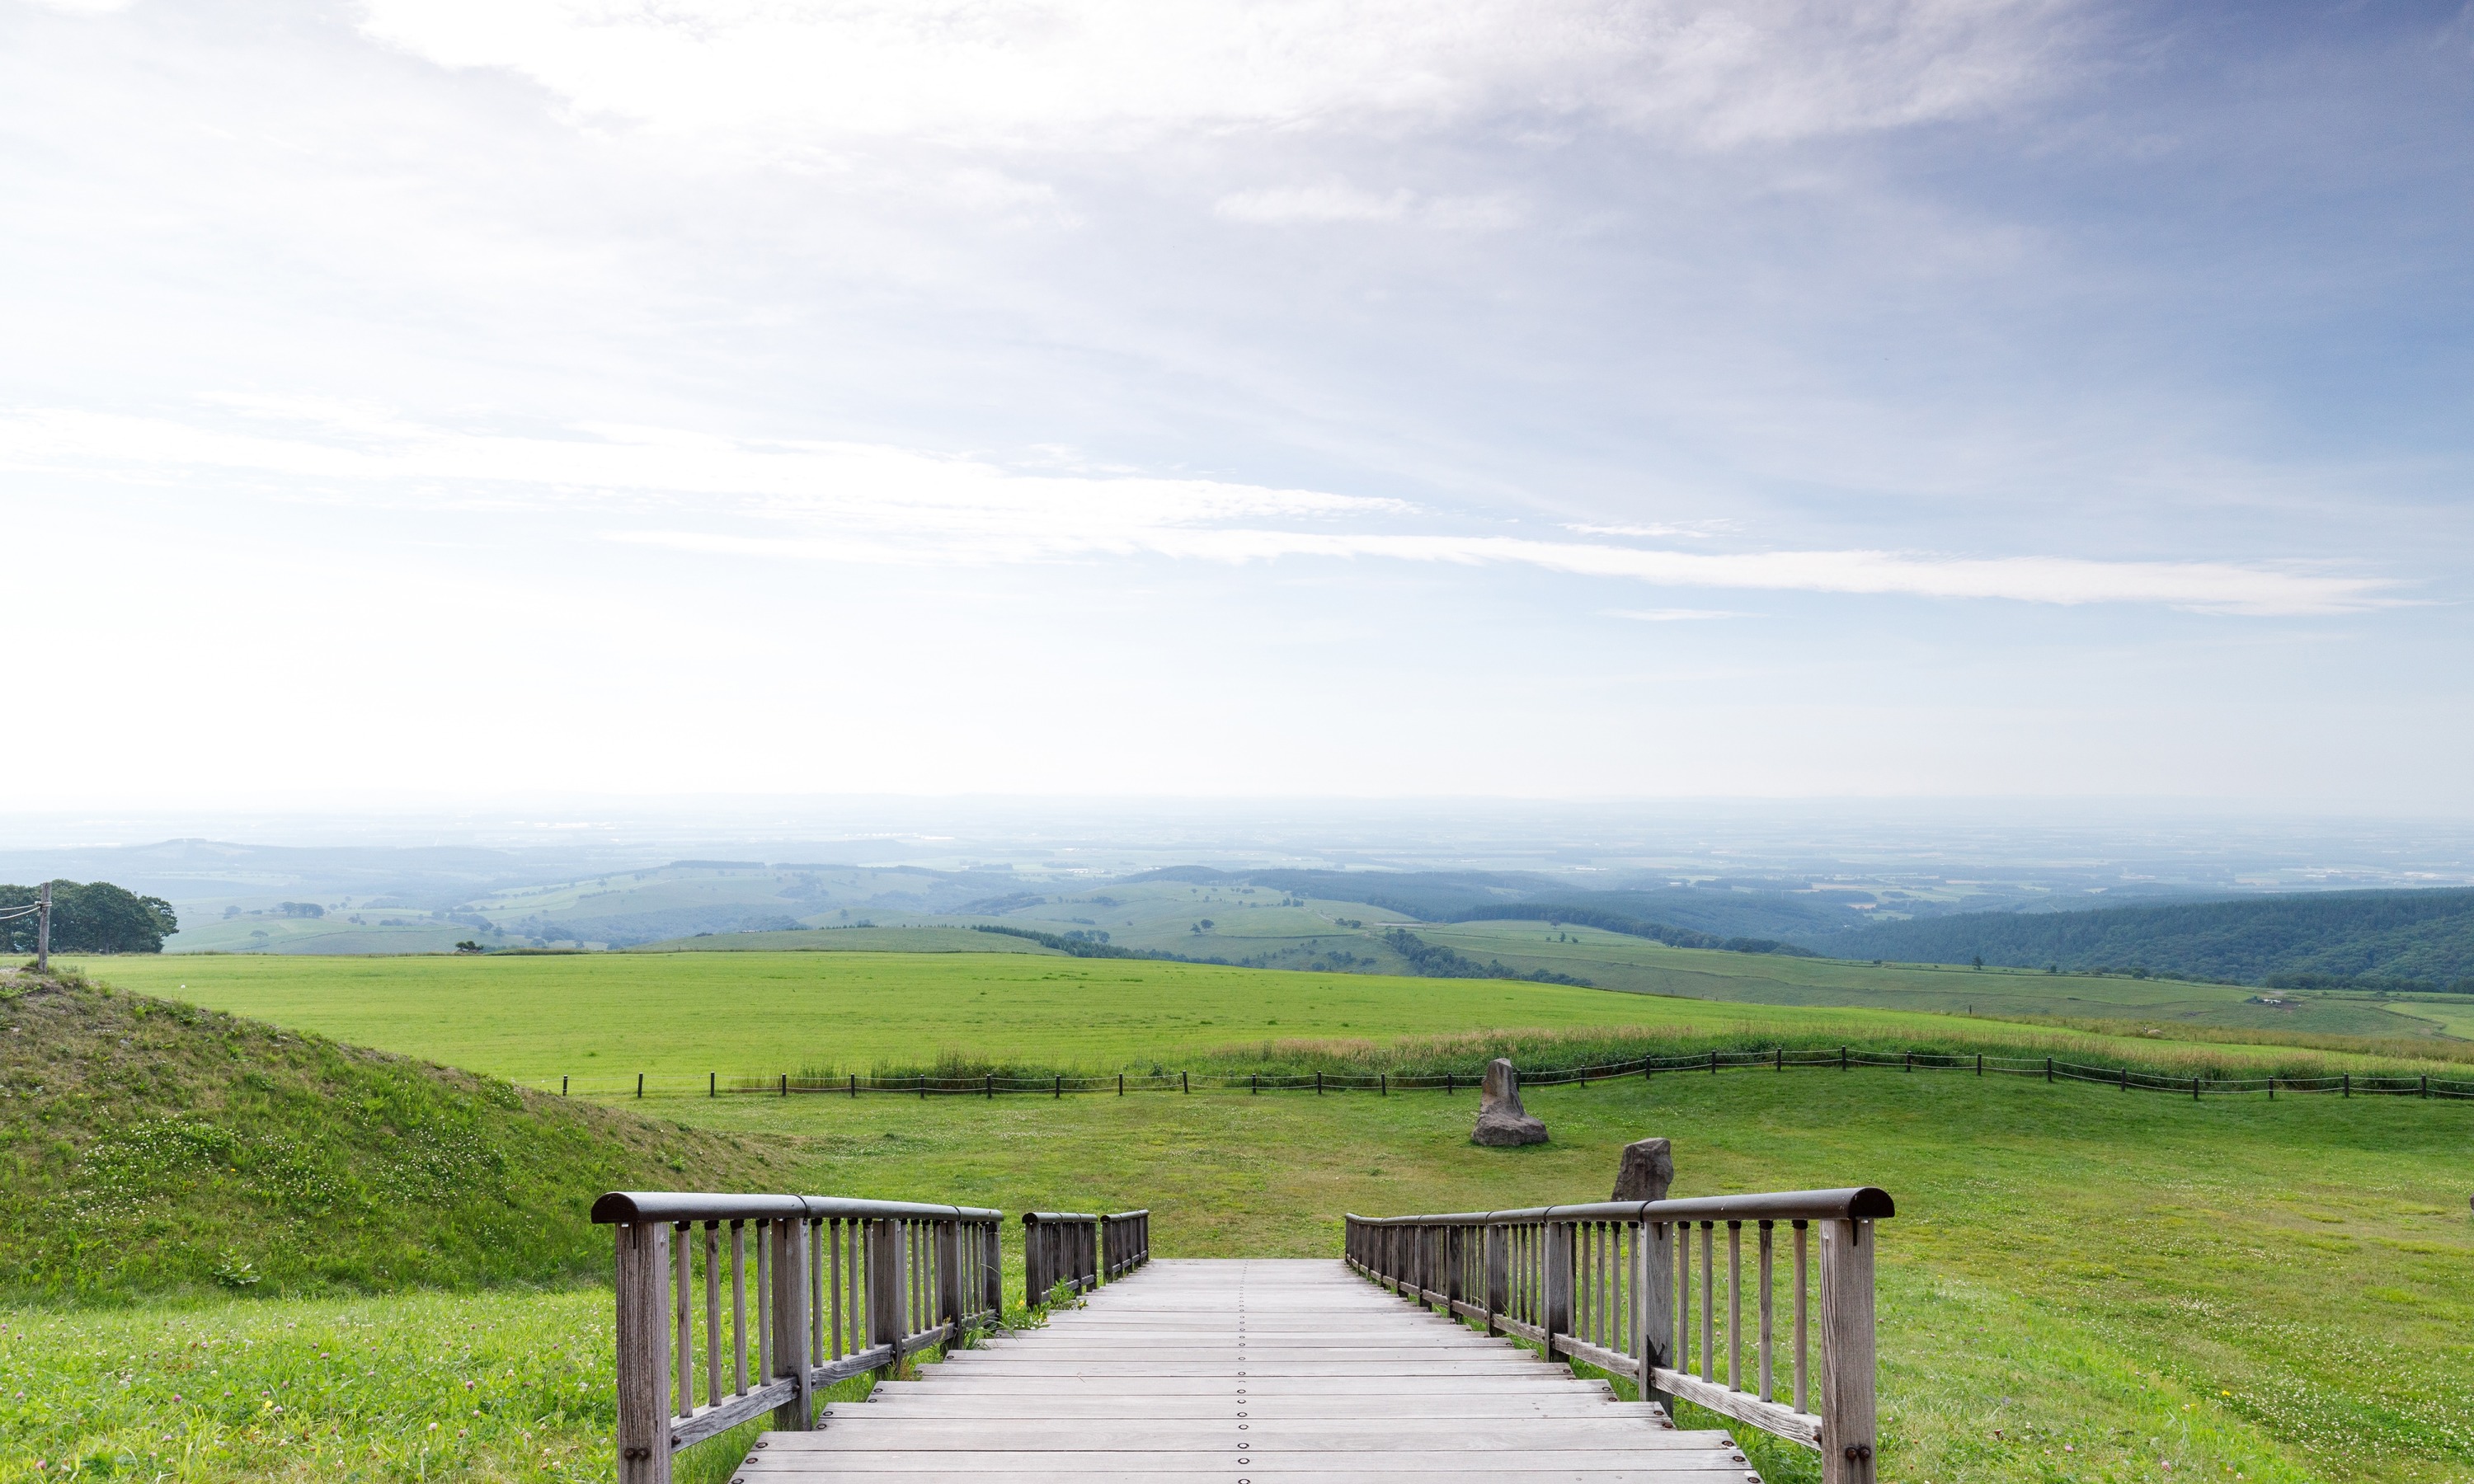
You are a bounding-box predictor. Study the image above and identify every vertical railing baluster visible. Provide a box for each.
[1757,1220,1775,1402]
[1794,1219,1810,1413]
[703,1222,722,1409]
[1726,1220,1742,1392]
[731,1220,748,1396]
[849,1219,865,1356]
[807,1219,822,1370]
[1576,1223,1589,1345]
[755,1219,769,1397]
[1675,1219,1691,1377]
[673,1222,692,1418]
[1699,1222,1714,1383]
[827,1221,844,1359]
[1616,1223,1630,1360]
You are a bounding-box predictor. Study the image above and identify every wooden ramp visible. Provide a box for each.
[731,1258,1761,1484]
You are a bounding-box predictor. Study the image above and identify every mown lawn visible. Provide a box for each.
[61,951,2467,1095]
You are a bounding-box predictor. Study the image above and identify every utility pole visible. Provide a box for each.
[35,882,50,972]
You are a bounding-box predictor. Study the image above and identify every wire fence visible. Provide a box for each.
[520,1047,2474,1103]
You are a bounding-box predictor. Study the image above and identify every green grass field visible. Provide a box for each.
[65,950,2472,1097]
[16,951,2474,1484]
[11,1070,2469,1484]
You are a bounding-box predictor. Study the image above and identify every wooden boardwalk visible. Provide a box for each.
[731,1258,1762,1484]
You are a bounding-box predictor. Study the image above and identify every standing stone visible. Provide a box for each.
[1472,1058,1548,1146]
[1611,1137,1674,1201]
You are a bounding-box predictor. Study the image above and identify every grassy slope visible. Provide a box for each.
[0,971,776,1300]
[65,949,2473,1096]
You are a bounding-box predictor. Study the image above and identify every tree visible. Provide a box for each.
[1971,955,1984,970]
[454,940,485,954]
[0,881,178,953]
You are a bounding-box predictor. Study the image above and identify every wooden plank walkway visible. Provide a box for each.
[731,1258,1763,1484]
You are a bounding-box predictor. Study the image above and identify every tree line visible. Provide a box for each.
[0,881,179,954]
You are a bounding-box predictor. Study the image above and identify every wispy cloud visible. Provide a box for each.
[1607,608,1743,622]
[0,403,2387,617]
[1214,183,1522,229]
[355,0,2082,151]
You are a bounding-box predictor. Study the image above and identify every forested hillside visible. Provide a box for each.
[1825,888,2474,990]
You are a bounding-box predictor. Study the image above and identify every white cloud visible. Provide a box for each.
[355,0,2080,151]
[1608,607,1742,621]
[0,403,2387,615]
[1215,184,1414,224]
[1213,182,1523,228]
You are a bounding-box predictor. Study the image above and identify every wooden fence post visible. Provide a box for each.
[868,1219,906,1355]
[769,1217,811,1430]
[1484,1224,1508,1335]
[614,1221,672,1484]
[1818,1219,1877,1484]
[1638,1219,1672,1416]
[1544,1220,1573,1360]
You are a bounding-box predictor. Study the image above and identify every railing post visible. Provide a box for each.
[868,1219,905,1354]
[1638,1218,1672,1415]
[614,1221,673,1484]
[1484,1223,1508,1335]
[1818,1219,1877,1484]
[769,1216,812,1430]
[981,1221,1002,1319]
[1544,1219,1573,1360]
[937,1219,964,1334]
[1023,1215,1047,1308]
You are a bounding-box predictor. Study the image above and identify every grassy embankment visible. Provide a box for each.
[10,956,2474,1484]
[0,968,802,1482]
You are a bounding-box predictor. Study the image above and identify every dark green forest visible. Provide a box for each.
[1826,888,2474,991]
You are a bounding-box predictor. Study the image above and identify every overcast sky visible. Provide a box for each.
[4,0,2469,810]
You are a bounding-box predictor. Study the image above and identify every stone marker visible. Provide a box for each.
[1471,1058,1549,1146]
[1611,1137,1673,1202]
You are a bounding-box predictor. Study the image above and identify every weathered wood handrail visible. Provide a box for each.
[1101,1208,1150,1279]
[1021,1209,1100,1303]
[595,1191,1003,1484]
[1344,1186,1892,1484]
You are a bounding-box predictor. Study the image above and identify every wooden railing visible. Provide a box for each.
[1344,1187,1893,1484]
[1021,1209,1099,1303]
[595,1192,1002,1484]
[1102,1209,1151,1279]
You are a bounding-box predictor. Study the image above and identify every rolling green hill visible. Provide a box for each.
[1826,888,2474,989]
[0,968,773,1299]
